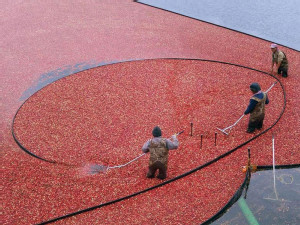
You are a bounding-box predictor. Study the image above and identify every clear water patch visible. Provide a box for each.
[212,167,300,225]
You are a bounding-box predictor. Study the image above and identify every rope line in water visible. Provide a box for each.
[278,174,294,185]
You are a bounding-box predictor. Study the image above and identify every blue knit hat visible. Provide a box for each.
[250,83,261,93]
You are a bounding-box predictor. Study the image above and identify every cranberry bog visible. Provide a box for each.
[10,58,299,224]
[1,1,300,224]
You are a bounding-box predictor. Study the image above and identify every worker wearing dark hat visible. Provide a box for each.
[142,126,179,180]
[271,43,288,77]
[244,83,269,133]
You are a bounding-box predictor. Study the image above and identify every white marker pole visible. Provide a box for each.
[272,134,279,200]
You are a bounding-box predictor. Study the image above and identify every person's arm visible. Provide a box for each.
[244,99,258,114]
[276,52,284,70]
[142,140,151,153]
[166,135,179,150]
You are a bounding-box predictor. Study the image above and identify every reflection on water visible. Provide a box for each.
[212,167,300,225]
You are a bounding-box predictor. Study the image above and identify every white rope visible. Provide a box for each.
[278,174,294,184]
[104,131,183,171]
[108,153,146,169]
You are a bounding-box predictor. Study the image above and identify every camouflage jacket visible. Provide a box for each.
[249,92,267,122]
[142,136,178,166]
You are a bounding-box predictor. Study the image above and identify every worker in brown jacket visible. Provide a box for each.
[142,126,179,180]
[271,43,288,77]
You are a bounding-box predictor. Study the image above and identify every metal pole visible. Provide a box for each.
[265,81,277,93]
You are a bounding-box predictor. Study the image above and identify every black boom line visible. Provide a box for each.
[16,58,285,225]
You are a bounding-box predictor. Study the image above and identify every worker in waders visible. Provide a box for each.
[244,83,269,133]
[142,126,179,180]
[271,43,288,78]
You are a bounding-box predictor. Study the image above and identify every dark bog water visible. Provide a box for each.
[212,168,300,225]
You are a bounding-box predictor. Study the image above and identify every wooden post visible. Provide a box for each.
[200,134,203,149]
[215,132,217,146]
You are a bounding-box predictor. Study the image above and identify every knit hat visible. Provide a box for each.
[152,126,162,137]
[250,82,261,93]
[270,43,278,48]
